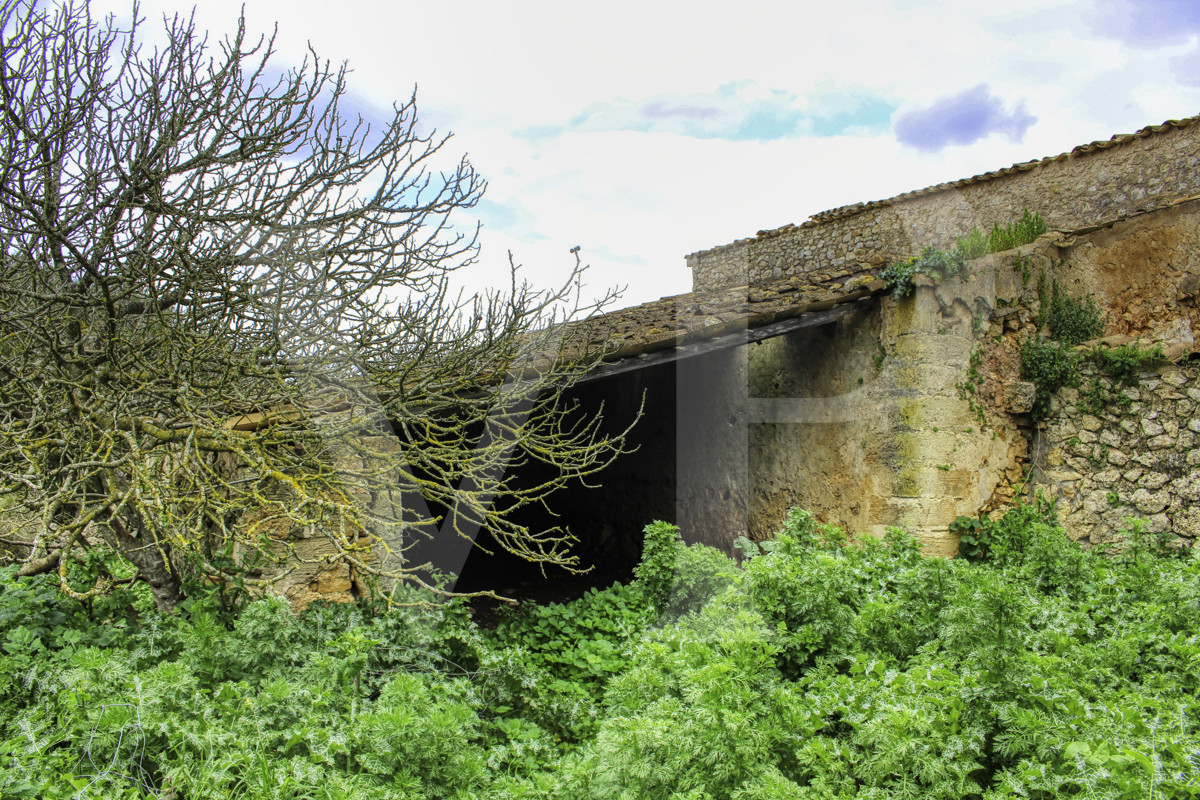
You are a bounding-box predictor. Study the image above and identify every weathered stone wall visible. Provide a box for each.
[747,272,1024,556]
[232,436,390,611]
[742,194,1200,554]
[955,198,1200,550]
[1035,362,1199,549]
[687,117,1200,291]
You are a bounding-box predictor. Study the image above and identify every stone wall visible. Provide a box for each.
[261,195,1200,576]
[686,117,1200,291]
[1035,362,1199,550]
[959,197,1200,550]
[741,194,1200,554]
[746,272,1024,557]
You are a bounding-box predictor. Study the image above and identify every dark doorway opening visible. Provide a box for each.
[450,358,678,605]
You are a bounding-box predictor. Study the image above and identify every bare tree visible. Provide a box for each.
[0,0,633,611]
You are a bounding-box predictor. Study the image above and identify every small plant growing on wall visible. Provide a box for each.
[1092,341,1164,385]
[989,209,1048,252]
[956,227,990,259]
[1019,279,1113,419]
[955,209,1048,259]
[1079,341,1163,413]
[1020,336,1081,420]
[882,246,969,297]
[887,210,1048,297]
[1011,251,1034,287]
[1048,281,1107,345]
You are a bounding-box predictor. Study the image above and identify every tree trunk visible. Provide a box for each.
[109,520,183,613]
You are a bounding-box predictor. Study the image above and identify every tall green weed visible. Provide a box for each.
[3,505,1199,800]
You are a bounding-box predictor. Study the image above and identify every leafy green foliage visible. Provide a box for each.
[1048,281,1106,346]
[634,520,681,614]
[882,246,970,298]
[1020,336,1081,419]
[1020,278,1120,419]
[955,209,1048,258]
[956,226,990,259]
[987,209,1048,253]
[951,495,1062,569]
[632,519,738,620]
[554,596,795,800]
[3,504,1200,800]
[952,515,985,560]
[885,210,1047,299]
[492,582,651,704]
[661,538,741,619]
[1092,341,1165,385]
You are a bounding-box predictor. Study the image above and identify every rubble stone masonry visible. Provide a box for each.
[686,117,1200,292]
[1037,362,1200,551]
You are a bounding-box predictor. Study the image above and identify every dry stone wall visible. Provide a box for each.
[1035,362,1199,550]
[959,198,1200,551]
[687,117,1200,292]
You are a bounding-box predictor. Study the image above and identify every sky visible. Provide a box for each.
[88,0,1200,311]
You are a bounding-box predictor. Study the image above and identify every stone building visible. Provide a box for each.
[531,115,1200,565]
[264,114,1200,604]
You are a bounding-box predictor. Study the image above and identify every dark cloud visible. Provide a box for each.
[1092,0,1200,46]
[893,85,1036,152]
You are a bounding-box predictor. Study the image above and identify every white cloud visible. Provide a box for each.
[85,0,1200,309]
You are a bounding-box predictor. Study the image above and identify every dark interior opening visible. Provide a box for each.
[448,358,678,603]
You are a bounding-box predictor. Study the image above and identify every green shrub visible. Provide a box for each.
[1048,281,1106,345]
[491,581,651,704]
[565,595,793,800]
[662,541,740,619]
[744,527,859,675]
[888,210,1046,297]
[952,515,986,560]
[1091,341,1164,385]
[6,501,1200,800]
[634,520,681,614]
[776,506,819,547]
[988,209,1048,252]
[349,671,487,794]
[855,554,959,661]
[1019,336,1081,419]
[631,520,738,621]
[956,210,1047,260]
[955,226,990,259]
[950,494,1062,569]
[882,246,970,298]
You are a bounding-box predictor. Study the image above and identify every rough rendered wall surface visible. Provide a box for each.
[687,118,1200,291]
[744,196,1200,554]
[747,274,1023,556]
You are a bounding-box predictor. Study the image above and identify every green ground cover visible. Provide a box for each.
[2,502,1197,799]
